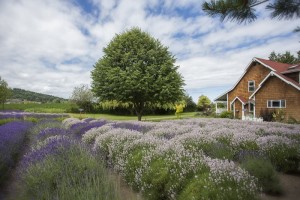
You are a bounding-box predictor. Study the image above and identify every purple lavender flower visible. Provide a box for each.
[69,120,107,139]
[37,127,69,141]
[21,136,73,167]
[0,121,33,183]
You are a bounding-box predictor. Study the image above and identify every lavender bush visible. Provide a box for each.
[15,120,120,200]
[78,117,300,199]
[0,121,33,185]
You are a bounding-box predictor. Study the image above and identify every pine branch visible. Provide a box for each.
[266,0,300,19]
[202,0,269,23]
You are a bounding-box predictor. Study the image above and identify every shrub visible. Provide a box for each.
[179,167,258,200]
[17,140,119,200]
[260,108,273,122]
[241,158,282,195]
[219,111,233,119]
[140,149,209,200]
[257,136,299,172]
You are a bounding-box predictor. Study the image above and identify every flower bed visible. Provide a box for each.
[0,121,33,185]
[74,118,300,199]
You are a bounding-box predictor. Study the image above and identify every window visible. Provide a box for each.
[267,100,286,108]
[248,81,255,92]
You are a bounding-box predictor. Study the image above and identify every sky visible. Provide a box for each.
[0,0,299,102]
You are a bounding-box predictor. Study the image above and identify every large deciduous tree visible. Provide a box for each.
[202,0,300,23]
[91,28,185,121]
[269,51,300,64]
[0,77,11,109]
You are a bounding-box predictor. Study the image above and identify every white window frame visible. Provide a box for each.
[249,103,254,112]
[267,100,286,108]
[248,80,255,92]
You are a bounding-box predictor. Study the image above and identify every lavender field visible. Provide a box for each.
[67,117,299,200]
[0,115,299,200]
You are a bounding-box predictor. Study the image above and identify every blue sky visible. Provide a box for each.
[0,0,299,102]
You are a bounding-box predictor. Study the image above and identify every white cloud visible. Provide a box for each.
[0,0,299,101]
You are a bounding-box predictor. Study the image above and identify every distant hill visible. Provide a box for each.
[10,88,67,103]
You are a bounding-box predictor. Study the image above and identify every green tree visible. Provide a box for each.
[269,51,300,64]
[91,27,185,121]
[197,95,211,112]
[70,84,94,112]
[182,93,197,112]
[0,77,11,109]
[202,0,299,23]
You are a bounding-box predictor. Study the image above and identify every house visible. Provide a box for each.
[214,57,300,121]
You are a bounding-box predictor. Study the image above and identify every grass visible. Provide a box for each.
[1,102,76,113]
[69,112,199,121]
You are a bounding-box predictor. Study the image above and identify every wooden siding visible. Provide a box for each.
[254,76,300,121]
[228,63,271,109]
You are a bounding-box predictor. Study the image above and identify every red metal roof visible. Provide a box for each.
[237,96,248,104]
[255,58,292,73]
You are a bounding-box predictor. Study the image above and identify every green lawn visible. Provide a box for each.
[69,112,198,121]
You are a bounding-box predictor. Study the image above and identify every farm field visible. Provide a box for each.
[0,113,299,200]
[1,102,76,113]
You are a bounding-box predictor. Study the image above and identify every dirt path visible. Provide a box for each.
[261,173,300,200]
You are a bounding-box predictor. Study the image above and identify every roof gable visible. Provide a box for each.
[249,71,300,99]
[214,57,299,102]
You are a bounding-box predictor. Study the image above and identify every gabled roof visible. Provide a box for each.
[230,96,248,105]
[249,71,300,99]
[214,57,299,101]
[255,58,291,73]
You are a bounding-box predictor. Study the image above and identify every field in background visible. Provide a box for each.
[69,112,198,121]
[2,102,76,113]
[2,103,200,121]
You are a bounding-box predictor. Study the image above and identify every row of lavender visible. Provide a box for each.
[0,121,33,186]
[0,111,69,120]
[62,118,300,200]
[20,119,121,199]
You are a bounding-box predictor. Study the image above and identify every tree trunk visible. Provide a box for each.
[137,113,142,121]
[134,102,144,121]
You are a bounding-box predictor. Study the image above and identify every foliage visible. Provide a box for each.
[178,171,257,200]
[260,108,273,121]
[11,88,66,103]
[70,84,94,112]
[269,51,300,64]
[91,27,185,121]
[241,158,282,194]
[182,93,197,112]
[175,104,184,118]
[202,0,300,23]
[0,77,11,109]
[197,95,211,112]
[258,137,299,172]
[219,110,233,118]
[272,109,286,122]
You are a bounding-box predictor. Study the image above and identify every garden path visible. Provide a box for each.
[261,173,300,200]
